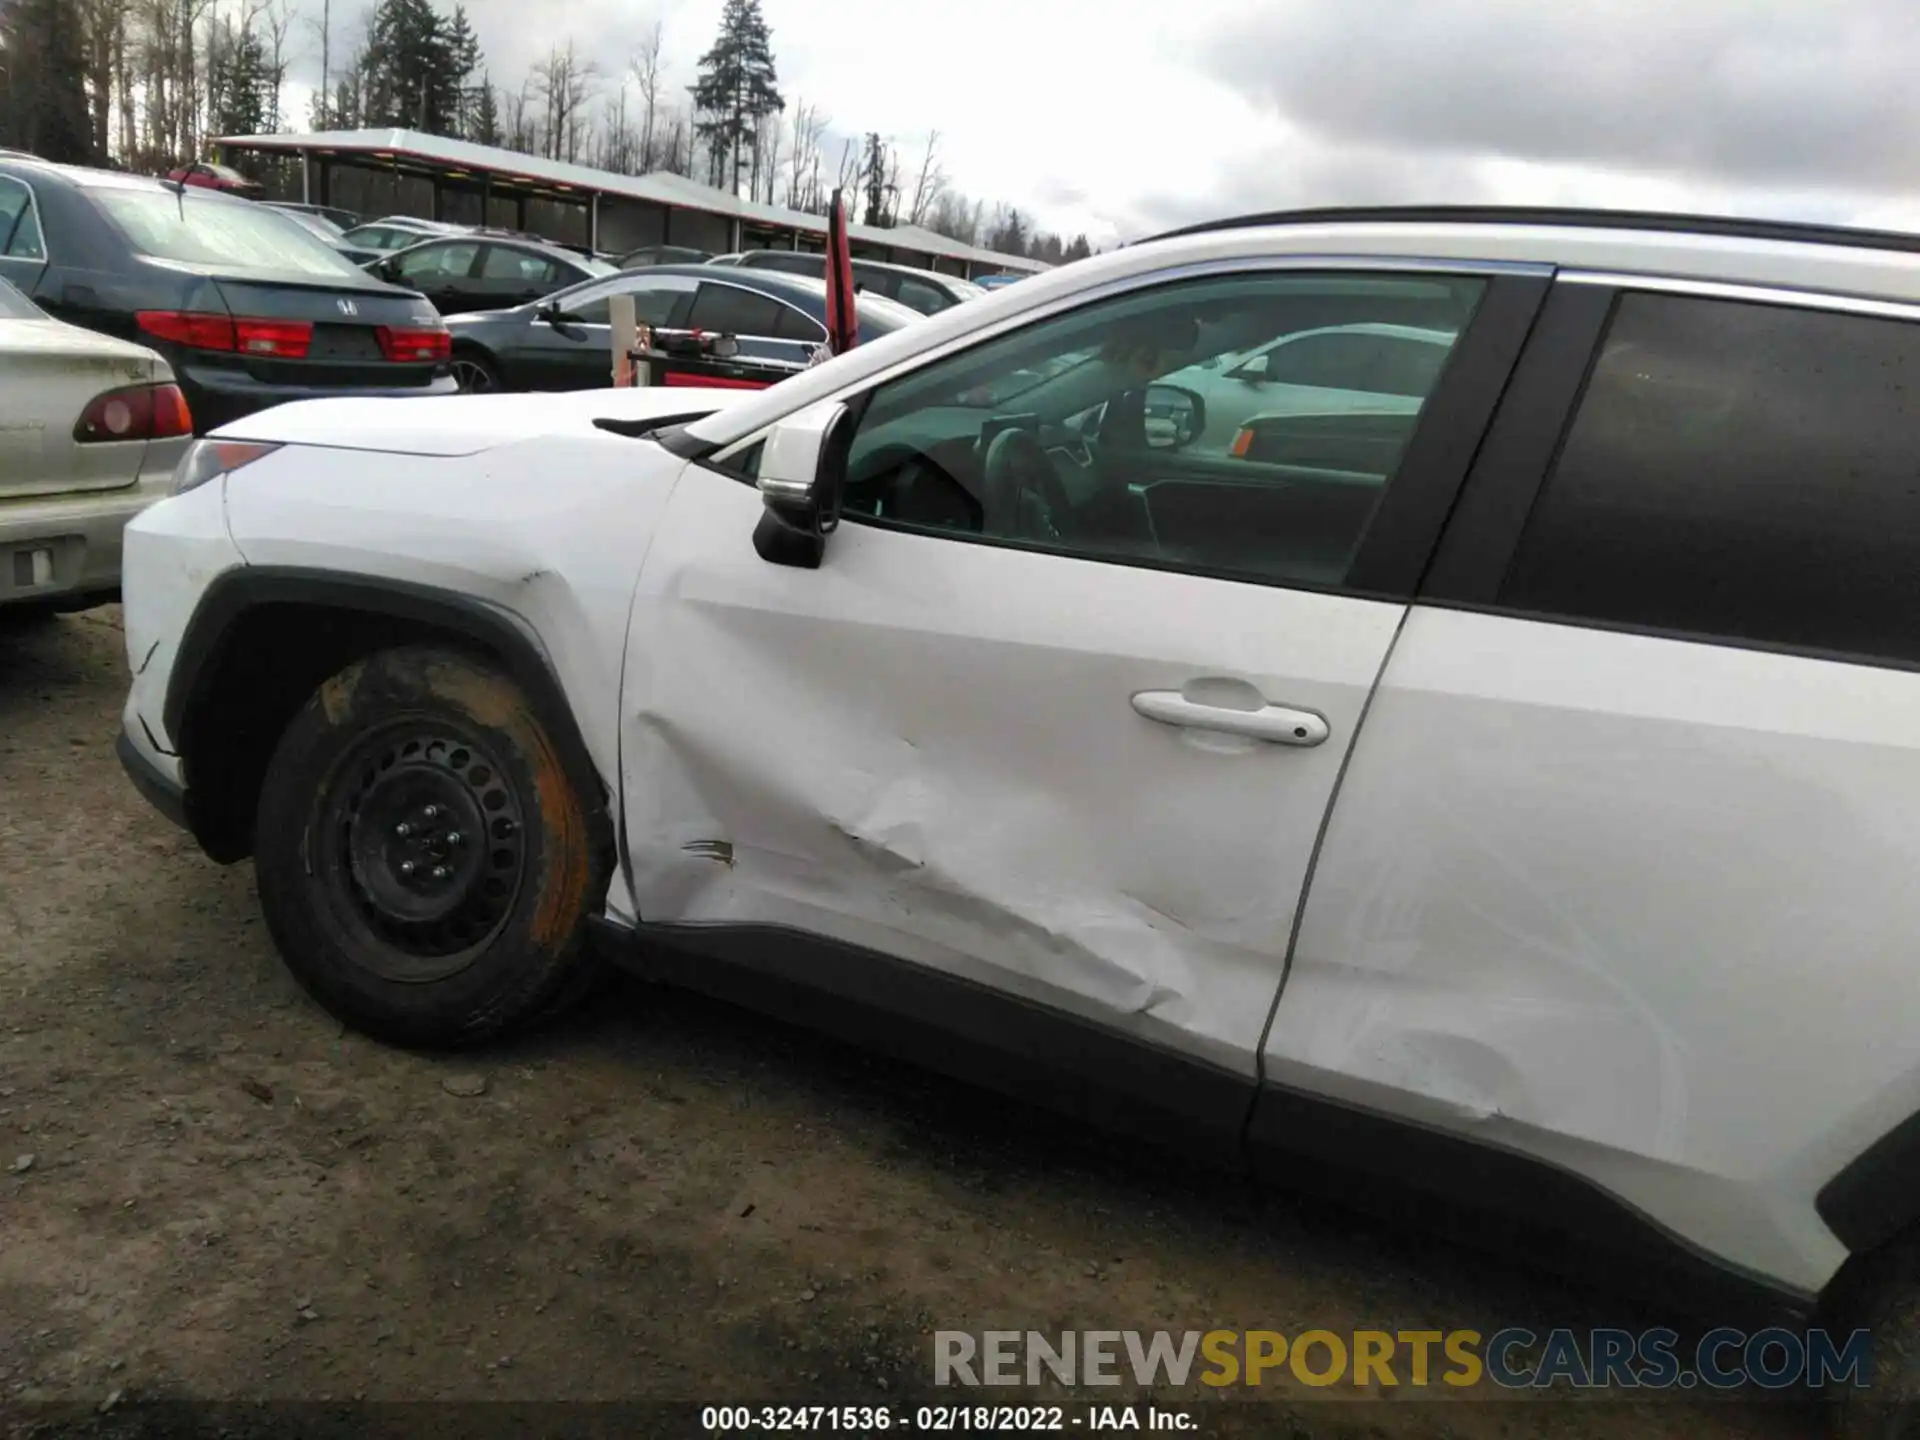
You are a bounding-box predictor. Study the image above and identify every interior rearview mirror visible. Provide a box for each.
[752,399,853,569]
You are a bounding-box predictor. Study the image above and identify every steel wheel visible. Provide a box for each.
[314,720,528,984]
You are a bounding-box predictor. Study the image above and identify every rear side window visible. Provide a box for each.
[686,283,785,337]
[770,304,826,342]
[894,277,954,315]
[1502,291,1920,665]
[568,281,685,327]
[91,189,353,277]
[481,247,560,284]
[0,177,46,260]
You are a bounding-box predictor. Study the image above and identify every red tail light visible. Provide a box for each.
[135,311,312,357]
[136,310,234,350]
[233,318,312,358]
[1229,427,1255,459]
[73,382,195,443]
[375,325,452,363]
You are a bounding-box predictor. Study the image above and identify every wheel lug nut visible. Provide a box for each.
[423,805,440,820]
[432,866,450,881]
[394,822,411,837]
[447,831,463,846]
[399,861,416,877]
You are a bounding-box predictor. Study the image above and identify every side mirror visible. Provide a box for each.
[1143,384,1205,450]
[752,399,853,569]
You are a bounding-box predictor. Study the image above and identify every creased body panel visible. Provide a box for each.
[626,467,1407,1074]
[220,431,683,820]
[1267,605,1920,1293]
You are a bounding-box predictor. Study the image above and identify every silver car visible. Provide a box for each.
[0,278,192,614]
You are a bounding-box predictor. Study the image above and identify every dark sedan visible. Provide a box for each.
[439,264,921,394]
[364,234,618,316]
[0,157,457,434]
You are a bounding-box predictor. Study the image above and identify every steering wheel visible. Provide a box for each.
[980,427,1075,543]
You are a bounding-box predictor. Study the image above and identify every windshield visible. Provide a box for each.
[857,292,921,337]
[577,255,619,278]
[91,188,362,277]
[0,275,43,319]
[949,278,987,299]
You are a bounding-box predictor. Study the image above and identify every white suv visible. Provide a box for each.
[113,207,1920,1415]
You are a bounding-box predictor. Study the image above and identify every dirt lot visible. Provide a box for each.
[0,609,1826,1439]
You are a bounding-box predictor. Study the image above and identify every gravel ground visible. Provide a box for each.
[0,608,1823,1439]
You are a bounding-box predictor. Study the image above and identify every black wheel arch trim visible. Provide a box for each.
[1816,1110,1920,1256]
[164,565,616,867]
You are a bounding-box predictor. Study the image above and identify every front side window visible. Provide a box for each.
[397,242,479,280]
[831,269,1486,592]
[1502,291,1920,665]
[565,278,689,327]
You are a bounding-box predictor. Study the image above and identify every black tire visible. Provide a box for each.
[450,349,501,394]
[253,644,608,1049]
[1826,1233,1920,1438]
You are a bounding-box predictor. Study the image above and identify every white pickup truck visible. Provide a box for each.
[114,205,1920,1421]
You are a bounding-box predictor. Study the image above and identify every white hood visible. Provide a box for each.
[212,385,755,457]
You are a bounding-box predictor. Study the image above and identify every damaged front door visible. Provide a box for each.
[620,264,1538,1093]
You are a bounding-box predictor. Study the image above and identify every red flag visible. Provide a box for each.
[824,188,858,358]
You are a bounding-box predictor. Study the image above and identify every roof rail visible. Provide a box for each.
[1141,205,1920,257]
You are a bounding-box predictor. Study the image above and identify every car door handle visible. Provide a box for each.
[1130,690,1330,746]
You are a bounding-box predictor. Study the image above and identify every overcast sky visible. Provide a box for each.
[288,0,1920,245]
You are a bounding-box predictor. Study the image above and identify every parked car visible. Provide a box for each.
[120,205,1920,1424]
[338,216,469,254]
[0,277,191,615]
[708,248,985,314]
[1142,322,1460,456]
[973,273,1025,289]
[263,200,363,231]
[442,263,920,394]
[267,206,385,268]
[0,156,457,433]
[618,244,712,269]
[366,233,618,316]
[165,161,262,198]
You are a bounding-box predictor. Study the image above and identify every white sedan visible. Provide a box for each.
[0,278,192,614]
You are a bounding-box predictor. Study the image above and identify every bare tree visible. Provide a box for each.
[502,73,536,154]
[628,19,663,170]
[259,0,296,132]
[906,129,946,227]
[833,134,857,201]
[784,98,828,211]
[531,42,599,162]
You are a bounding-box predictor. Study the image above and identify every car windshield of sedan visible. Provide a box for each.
[91,188,361,278]
[577,255,620,278]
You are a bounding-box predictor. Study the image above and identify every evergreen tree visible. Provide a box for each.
[860,131,891,227]
[690,0,784,196]
[209,21,273,139]
[438,5,481,134]
[0,0,95,164]
[361,0,472,134]
[989,207,1028,257]
[468,71,501,145]
[1063,234,1093,263]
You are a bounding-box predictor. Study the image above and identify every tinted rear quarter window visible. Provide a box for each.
[686,283,786,337]
[1502,291,1920,664]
